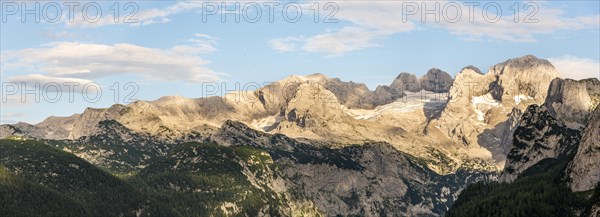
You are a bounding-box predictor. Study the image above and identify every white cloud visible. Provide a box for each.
[2,35,221,83]
[271,1,600,55]
[172,33,219,55]
[436,8,600,42]
[549,56,600,80]
[269,36,304,52]
[269,1,415,56]
[67,1,205,28]
[302,27,384,56]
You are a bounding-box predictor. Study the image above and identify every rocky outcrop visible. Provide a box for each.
[544,78,599,129]
[428,66,492,148]
[477,108,524,163]
[429,55,560,164]
[421,68,453,93]
[390,72,422,92]
[488,55,559,103]
[324,77,404,109]
[0,114,80,140]
[0,124,24,138]
[499,105,581,182]
[211,121,494,216]
[270,81,407,145]
[567,106,600,192]
[372,85,405,106]
[256,73,405,112]
[69,105,129,139]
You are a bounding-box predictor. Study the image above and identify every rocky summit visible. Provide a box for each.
[1,55,599,217]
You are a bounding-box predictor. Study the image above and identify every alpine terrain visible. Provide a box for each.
[1,55,599,217]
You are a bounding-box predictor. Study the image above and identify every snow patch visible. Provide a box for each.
[472,94,500,106]
[343,90,448,120]
[514,95,533,104]
[471,94,500,122]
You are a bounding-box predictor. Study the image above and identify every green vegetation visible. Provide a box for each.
[128,142,289,216]
[0,139,172,216]
[0,166,89,217]
[0,138,319,216]
[446,158,593,217]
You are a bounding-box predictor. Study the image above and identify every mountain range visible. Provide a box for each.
[1,55,599,216]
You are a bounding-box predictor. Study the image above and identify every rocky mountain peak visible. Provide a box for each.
[461,65,484,75]
[488,55,559,103]
[390,72,421,92]
[421,68,453,93]
[284,81,344,128]
[69,104,130,139]
[544,78,599,129]
[448,66,490,102]
[305,73,329,81]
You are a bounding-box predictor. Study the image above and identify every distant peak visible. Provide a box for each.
[460,65,483,75]
[153,95,190,104]
[503,54,553,68]
[516,54,539,61]
[307,73,328,78]
[395,72,416,79]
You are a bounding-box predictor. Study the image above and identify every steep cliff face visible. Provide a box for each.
[429,55,560,165]
[447,103,600,217]
[567,106,600,192]
[499,105,581,182]
[488,55,559,103]
[545,78,598,129]
[496,77,599,186]
[429,66,491,147]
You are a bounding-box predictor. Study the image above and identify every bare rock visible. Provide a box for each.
[499,105,581,182]
[544,78,599,129]
[390,72,422,92]
[421,68,453,93]
[489,55,559,103]
[567,106,600,192]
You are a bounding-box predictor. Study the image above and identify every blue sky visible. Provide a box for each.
[1,0,599,124]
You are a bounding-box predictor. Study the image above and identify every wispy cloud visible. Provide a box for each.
[1,33,221,83]
[66,1,206,28]
[549,55,600,80]
[271,1,600,55]
[270,1,415,56]
[302,27,384,56]
[172,33,219,55]
[435,8,600,42]
[270,36,304,52]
